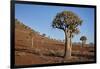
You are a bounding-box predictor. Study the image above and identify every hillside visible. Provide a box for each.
[15,19,95,66]
[15,19,64,48]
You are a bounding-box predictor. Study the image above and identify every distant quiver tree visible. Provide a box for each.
[80,36,87,47]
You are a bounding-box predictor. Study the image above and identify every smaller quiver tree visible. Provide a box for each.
[80,36,87,47]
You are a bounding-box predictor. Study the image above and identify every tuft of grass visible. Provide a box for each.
[15,51,26,56]
[44,49,64,57]
[32,48,41,55]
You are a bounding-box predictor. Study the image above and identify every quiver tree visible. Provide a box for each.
[80,36,87,47]
[29,31,34,48]
[41,33,46,46]
[52,11,83,58]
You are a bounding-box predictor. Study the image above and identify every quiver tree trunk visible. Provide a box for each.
[82,40,86,47]
[31,37,33,48]
[63,29,71,58]
[29,32,34,48]
[70,34,72,56]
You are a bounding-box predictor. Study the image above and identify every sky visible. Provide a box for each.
[15,3,95,44]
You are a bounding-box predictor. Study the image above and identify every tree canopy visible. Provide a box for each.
[80,36,87,41]
[52,11,82,32]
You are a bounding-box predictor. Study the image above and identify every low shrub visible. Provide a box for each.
[45,50,64,57]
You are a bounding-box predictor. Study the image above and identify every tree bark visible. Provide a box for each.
[32,37,33,48]
[70,34,72,56]
[82,41,83,47]
[82,40,86,47]
[63,29,71,58]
